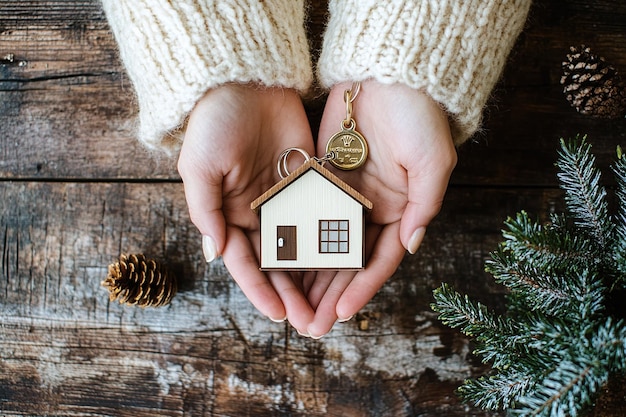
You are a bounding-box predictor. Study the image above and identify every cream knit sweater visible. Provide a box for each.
[102,0,531,153]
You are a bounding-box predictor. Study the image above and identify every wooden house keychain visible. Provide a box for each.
[251,82,373,271]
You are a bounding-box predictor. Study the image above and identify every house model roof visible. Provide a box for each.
[251,159,373,213]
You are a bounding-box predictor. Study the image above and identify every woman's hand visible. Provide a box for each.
[178,84,316,331]
[305,80,457,337]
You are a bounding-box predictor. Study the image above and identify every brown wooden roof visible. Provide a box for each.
[250,159,373,213]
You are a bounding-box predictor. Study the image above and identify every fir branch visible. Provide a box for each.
[611,148,626,282]
[512,319,625,417]
[500,211,599,273]
[512,360,604,417]
[431,283,501,338]
[522,313,569,350]
[432,283,515,340]
[432,284,533,368]
[572,268,606,321]
[486,248,594,319]
[592,318,626,370]
[431,138,626,415]
[458,365,539,411]
[508,320,625,416]
[473,325,557,375]
[556,136,612,248]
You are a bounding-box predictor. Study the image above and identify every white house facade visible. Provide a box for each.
[251,161,372,270]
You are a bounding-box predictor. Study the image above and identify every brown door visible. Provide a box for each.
[277,226,297,261]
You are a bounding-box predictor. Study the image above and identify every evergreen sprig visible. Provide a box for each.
[612,146,626,281]
[432,137,626,416]
[556,136,612,247]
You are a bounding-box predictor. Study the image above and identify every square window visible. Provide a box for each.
[319,219,349,253]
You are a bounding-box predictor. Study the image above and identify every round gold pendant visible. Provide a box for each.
[325,128,368,170]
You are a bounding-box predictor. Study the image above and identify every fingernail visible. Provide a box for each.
[307,325,326,339]
[408,227,426,254]
[202,235,217,263]
[297,329,311,338]
[338,315,354,323]
[270,316,287,323]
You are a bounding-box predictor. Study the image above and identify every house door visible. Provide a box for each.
[277,226,297,261]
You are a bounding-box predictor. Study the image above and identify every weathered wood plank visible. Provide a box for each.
[453,86,626,186]
[0,1,175,180]
[0,0,327,181]
[0,181,566,416]
[1,0,625,183]
[0,181,561,324]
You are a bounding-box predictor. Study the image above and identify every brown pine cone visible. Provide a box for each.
[561,45,626,119]
[101,254,177,308]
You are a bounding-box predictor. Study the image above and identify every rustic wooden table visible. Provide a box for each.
[1,1,625,416]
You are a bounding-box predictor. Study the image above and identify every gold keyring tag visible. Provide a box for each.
[325,119,368,171]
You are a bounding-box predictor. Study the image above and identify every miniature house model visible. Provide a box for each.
[251,159,373,270]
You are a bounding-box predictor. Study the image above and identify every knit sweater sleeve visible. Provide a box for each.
[317,0,531,145]
[101,0,313,154]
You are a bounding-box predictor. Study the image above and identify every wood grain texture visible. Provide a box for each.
[1,182,563,416]
[1,0,626,415]
[0,1,174,180]
[1,0,625,183]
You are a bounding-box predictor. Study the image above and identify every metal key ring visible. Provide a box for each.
[348,82,361,103]
[277,147,311,179]
[343,82,361,127]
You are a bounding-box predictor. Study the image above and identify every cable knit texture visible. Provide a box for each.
[318,0,532,145]
[101,0,313,154]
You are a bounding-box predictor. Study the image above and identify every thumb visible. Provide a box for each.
[400,162,454,254]
[179,163,226,263]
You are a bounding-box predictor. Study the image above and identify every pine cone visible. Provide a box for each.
[101,254,177,307]
[561,45,626,119]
